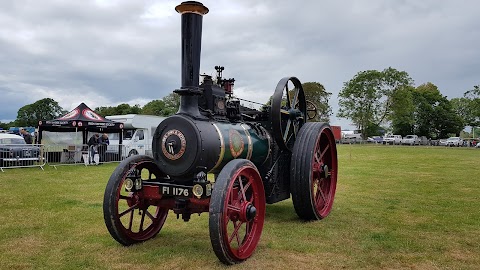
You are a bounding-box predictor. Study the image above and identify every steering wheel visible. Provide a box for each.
[306,100,318,120]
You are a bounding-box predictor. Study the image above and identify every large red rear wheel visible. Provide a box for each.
[291,122,338,220]
[209,159,266,264]
[103,155,168,245]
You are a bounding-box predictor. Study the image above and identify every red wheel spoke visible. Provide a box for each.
[229,186,240,205]
[238,177,252,203]
[243,181,251,194]
[119,203,139,217]
[314,142,323,164]
[228,220,244,245]
[238,176,247,202]
[313,143,328,165]
[243,180,254,203]
[315,186,326,208]
[319,144,330,161]
[314,150,320,164]
[145,209,155,221]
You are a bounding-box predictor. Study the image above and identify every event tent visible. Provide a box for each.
[38,102,124,145]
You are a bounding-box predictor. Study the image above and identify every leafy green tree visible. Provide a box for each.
[463,85,480,127]
[116,103,142,115]
[0,121,12,130]
[390,86,415,136]
[302,82,332,122]
[413,83,463,138]
[162,93,180,116]
[94,106,116,117]
[141,99,166,116]
[432,99,464,138]
[337,67,413,138]
[16,98,64,127]
[451,97,473,126]
[95,103,142,117]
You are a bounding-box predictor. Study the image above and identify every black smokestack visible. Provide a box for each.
[174,1,209,117]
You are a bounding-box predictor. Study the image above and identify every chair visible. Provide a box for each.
[61,146,76,163]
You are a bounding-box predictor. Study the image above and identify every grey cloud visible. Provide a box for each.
[1,0,479,128]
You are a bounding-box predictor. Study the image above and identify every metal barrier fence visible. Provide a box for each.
[1,143,154,170]
[0,144,46,172]
[43,144,147,168]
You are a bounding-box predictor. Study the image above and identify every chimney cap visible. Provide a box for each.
[175,1,209,15]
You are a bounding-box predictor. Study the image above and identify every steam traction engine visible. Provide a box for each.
[103,1,338,265]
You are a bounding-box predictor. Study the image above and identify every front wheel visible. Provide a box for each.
[103,155,168,245]
[209,159,266,264]
[291,122,338,220]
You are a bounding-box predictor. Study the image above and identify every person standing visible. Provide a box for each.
[20,128,32,144]
[98,133,109,163]
[87,133,99,164]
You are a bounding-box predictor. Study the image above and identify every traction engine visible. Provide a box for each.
[103,1,338,265]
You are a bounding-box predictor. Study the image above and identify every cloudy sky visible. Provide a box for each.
[1,0,479,128]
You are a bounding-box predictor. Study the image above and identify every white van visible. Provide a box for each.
[106,114,166,157]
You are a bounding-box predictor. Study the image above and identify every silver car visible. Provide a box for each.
[0,133,41,167]
[446,137,463,147]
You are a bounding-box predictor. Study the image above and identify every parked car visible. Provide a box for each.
[367,136,383,144]
[419,136,430,145]
[342,133,362,144]
[0,134,41,167]
[437,139,447,146]
[446,137,463,147]
[401,135,420,145]
[383,134,402,145]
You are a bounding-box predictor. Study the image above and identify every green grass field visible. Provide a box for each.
[0,145,479,269]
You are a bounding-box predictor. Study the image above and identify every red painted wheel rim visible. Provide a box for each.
[115,161,168,241]
[311,127,338,218]
[221,166,265,260]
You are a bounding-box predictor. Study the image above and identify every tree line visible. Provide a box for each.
[338,67,479,139]
[1,70,478,140]
[0,93,181,130]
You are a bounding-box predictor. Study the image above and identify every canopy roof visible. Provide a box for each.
[38,103,124,132]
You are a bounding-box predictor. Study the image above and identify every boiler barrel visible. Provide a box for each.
[152,115,270,179]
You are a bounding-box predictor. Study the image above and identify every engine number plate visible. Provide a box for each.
[159,184,191,197]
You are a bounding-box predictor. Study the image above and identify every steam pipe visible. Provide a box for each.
[174,1,209,117]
